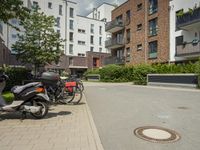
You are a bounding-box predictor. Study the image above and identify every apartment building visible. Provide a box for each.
[169,0,200,63]
[1,0,115,74]
[105,0,170,65]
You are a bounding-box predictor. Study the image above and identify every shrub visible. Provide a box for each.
[0,67,30,91]
[83,62,197,84]
[132,64,156,85]
[195,58,200,88]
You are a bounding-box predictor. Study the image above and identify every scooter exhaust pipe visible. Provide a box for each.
[23,105,41,113]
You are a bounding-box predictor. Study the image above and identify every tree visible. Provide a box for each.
[12,8,65,76]
[0,0,29,29]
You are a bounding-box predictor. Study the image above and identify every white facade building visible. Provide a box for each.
[7,0,115,57]
[169,0,200,62]
[87,3,116,22]
[0,22,8,47]
[71,3,115,56]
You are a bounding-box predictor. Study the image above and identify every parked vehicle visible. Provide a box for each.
[66,75,84,92]
[40,72,82,104]
[0,73,49,119]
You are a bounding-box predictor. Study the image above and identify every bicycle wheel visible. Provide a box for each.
[71,87,82,104]
[77,81,84,92]
[59,87,75,104]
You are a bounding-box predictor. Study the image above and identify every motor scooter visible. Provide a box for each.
[0,73,50,119]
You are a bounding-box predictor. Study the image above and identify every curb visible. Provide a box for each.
[83,93,104,150]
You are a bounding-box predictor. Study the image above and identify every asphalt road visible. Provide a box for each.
[84,82,200,150]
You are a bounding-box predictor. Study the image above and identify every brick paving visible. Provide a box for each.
[0,94,103,150]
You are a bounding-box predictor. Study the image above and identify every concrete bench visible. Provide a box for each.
[86,74,100,81]
[147,74,198,88]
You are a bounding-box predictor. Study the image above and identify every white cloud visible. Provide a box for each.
[86,2,95,11]
[73,0,127,16]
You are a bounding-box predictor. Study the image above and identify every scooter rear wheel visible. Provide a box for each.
[30,101,48,119]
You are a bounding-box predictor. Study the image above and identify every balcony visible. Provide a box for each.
[105,20,124,33]
[104,56,125,65]
[176,42,200,58]
[176,7,200,30]
[105,37,125,49]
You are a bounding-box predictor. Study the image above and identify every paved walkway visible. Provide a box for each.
[0,94,103,150]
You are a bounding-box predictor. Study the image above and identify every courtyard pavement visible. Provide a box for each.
[84,82,200,150]
[0,94,103,150]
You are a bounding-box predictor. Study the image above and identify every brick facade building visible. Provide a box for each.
[105,0,170,65]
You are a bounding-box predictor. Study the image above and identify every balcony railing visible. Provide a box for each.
[105,19,124,33]
[176,7,200,29]
[104,56,125,65]
[176,42,200,57]
[105,37,125,49]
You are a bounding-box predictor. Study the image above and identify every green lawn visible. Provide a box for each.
[2,92,14,102]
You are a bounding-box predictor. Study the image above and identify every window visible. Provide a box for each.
[48,2,52,9]
[78,41,86,45]
[69,45,73,54]
[149,0,158,15]
[69,57,73,65]
[90,24,94,33]
[70,8,74,18]
[90,47,94,52]
[78,29,85,33]
[149,18,158,36]
[99,26,102,35]
[137,44,142,51]
[99,48,102,52]
[98,11,100,19]
[78,53,85,56]
[57,30,60,35]
[126,47,131,62]
[137,24,142,31]
[116,15,123,24]
[12,34,17,39]
[176,36,183,46]
[137,3,142,11]
[69,32,73,41]
[90,35,94,44]
[99,37,102,45]
[55,17,60,27]
[69,20,74,30]
[0,22,3,34]
[126,29,130,43]
[149,41,157,59]
[32,1,38,8]
[59,5,62,15]
[126,10,131,21]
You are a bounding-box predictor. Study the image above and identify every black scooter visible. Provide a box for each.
[0,73,50,119]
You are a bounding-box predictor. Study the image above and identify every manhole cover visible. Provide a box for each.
[134,126,181,143]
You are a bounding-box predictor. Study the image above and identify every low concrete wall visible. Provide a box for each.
[147,74,198,88]
[86,74,100,81]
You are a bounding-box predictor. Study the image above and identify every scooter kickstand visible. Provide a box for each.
[21,111,27,121]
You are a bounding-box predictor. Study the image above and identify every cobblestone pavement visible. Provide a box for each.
[0,94,103,150]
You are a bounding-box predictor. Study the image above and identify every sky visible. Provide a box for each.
[73,0,127,16]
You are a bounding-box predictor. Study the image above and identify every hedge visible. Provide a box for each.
[84,62,199,85]
[0,67,31,91]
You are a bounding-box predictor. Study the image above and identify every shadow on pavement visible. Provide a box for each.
[0,111,72,121]
[67,102,86,106]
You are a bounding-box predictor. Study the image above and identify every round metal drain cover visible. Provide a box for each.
[134,126,181,143]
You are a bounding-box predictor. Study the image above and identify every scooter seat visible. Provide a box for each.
[11,82,40,94]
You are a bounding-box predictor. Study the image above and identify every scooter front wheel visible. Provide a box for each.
[30,100,48,119]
